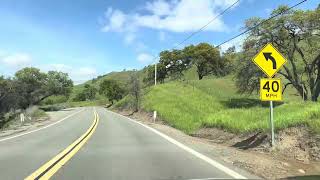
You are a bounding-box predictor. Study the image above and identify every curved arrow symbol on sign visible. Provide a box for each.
[263,52,277,69]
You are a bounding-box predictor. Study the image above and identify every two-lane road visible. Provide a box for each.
[0,107,253,179]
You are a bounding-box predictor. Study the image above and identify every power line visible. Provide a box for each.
[152,0,307,64]
[216,0,308,48]
[151,0,241,62]
[172,0,240,50]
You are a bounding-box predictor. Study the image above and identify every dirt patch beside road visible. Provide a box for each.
[0,108,82,139]
[115,109,320,179]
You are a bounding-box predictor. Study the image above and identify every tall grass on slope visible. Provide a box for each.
[203,102,320,133]
[143,82,223,133]
[142,80,320,134]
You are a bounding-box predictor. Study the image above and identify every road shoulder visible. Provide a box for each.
[113,109,320,179]
[110,109,258,179]
[0,107,83,141]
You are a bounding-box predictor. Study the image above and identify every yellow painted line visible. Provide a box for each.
[25,109,99,180]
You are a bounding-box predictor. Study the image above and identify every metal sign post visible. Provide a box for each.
[260,78,281,147]
[269,101,275,146]
[253,43,287,147]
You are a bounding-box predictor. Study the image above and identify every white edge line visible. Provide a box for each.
[0,108,85,142]
[107,110,247,179]
[187,178,233,180]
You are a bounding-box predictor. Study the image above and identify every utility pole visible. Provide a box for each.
[154,62,157,123]
[154,63,157,86]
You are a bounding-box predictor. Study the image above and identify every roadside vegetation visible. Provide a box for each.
[0,67,73,128]
[142,77,320,134]
[113,5,320,135]
[56,5,320,136]
[1,5,319,137]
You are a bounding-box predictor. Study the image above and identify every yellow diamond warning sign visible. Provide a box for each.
[253,43,287,78]
[260,78,282,101]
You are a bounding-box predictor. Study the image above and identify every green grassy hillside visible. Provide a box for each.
[69,67,320,135]
[69,70,136,102]
[141,77,320,134]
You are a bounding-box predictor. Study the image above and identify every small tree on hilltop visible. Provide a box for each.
[129,71,141,112]
[99,79,124,106]
[183,43,225,80]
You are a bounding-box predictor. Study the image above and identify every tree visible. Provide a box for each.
[0,77,15,115]
[14,68,73,107]
[99,79,124,105]
[0,76,9,102]
[236,6,320,101]
[1,68,73,126]
[74,91,87,101]
[15,67,47,108]
[159,49,190,80]
[84,84,97,100]
[0,75,33,114]
[183,43,225,80]
[222,46,238,73]
[42,71,73,102]
[129,71,141,112]
[73,84,97,101]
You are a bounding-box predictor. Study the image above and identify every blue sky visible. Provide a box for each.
[0,0,318,84]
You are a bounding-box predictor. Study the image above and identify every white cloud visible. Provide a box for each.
[102,0,238,42]
[46,63,72,72]
[145,0,171,16]
[102,8,128,32]
[75,67,97,77]
[0,53,97,84]
[137,53,154,63]
[40,64,97,84]
[1,53,32,68]
[134,0,228,32]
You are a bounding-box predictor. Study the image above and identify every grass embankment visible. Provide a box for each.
[141,77,320,134]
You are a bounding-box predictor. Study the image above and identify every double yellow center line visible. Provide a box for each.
[25,110,100,180]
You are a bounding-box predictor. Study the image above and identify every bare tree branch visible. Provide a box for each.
[282,82,292,94]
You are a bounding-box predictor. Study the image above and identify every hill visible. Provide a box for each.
[69,70,137,101]
[69,65,320,135]
[115,76,320,134]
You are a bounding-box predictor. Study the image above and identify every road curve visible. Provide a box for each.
[53,107,247,180]
[0,107,253,180]
[0,107,93,179]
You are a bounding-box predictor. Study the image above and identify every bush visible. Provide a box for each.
[113,95,135,110]
[41,95,68,105]
[39,104,67,111]
[73,91,87,101]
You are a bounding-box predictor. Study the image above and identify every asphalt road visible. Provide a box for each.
[0,107,250,180]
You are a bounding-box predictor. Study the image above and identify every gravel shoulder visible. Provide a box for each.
[0,107,83,140]
[115,109,320,179]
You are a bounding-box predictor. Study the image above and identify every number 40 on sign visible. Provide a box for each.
[260,78,282,101]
